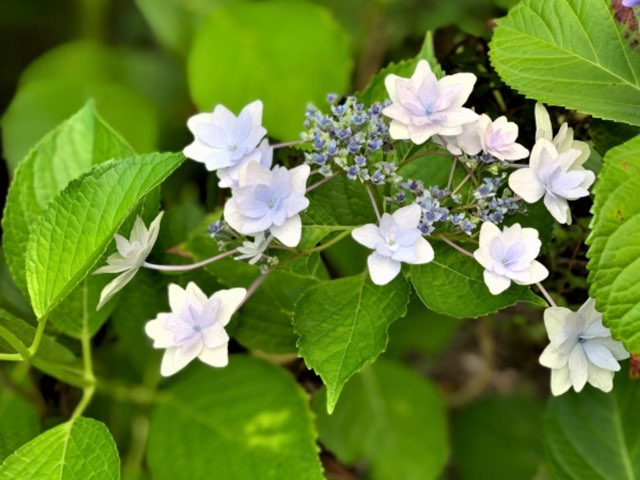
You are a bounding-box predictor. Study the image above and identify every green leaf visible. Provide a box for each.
[313,359,448,480]
[587,134,640,351]
[294,272,410,412]
[452,395,544,480]
[544,368,640,479]
[2,102,134,297]
[489,0,640,125]
[386,296,462,357]
[0,378,39,462]
[147,356,323,480]
[187,1,352,141]
[26,152,184,318]
[410,242,546,318]
[0,417,120,479]
[589,119,640,156]
[358,31,443,105]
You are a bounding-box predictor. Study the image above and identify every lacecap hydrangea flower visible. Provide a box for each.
[145,282,246,376]
[508,139,595,224]
[183,100,271,188]
[539,298,629,395]
[383,60,478,144]
[235,233,272,265]
[473,222,548,295]
[224,162,310,247]
[94,212,163,309]
[352,204,434,285]
[534,103,590,169]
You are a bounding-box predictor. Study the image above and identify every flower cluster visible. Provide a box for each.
[302,95,391,179]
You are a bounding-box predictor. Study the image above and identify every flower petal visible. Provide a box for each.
[270,215,302,247]
[583,341,621,371]
[550,366,572,396]
[586,362,614,393]
[198,345,229,368]
[483,270,511,295]
[211,288,247,327]
[367,253,401,285]
[160,345,201,377]
[391,204,421,229]
[351,224,381,250]
[568,345,588,392]
[97,268,138,310]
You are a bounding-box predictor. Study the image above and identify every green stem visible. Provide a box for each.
[71,285,96,419]
[305,229,353,254]
[0,325,30,360]
[27,318,47,357]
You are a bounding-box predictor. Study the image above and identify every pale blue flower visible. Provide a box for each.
[235,233,272,264]
[183,100,268,187]
[145,282,246,376]
[352,204,434,285]
[508,139,595,224]
[383,60,478,144]
[540,298,629,395]
[223,162,310,247]
[622,0,640,7]
[473,222,548,295]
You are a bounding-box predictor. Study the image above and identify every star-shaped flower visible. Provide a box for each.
[351,204,434,285]
[473,222,548,295]
[183,100,269,187]
[94,212,163,309]
[540,298,629,395]
[508,139,595,224]
[223,162,310,247]
[535,103,590,170]
[382,60,478,144]
[145,282,246,376]
[235,233,272,265]
[477,114,529,161]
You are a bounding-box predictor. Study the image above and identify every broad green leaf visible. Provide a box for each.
[0,248,31,319]
[452,395,544,480]
[386,296,462,357]
[489,0,640,125]
[147,356,323,480]
[313,359,448,480]
[26,152,184,318]
[0,417,120,479]
[188,1,352,141]
[2,79,158,172]
[410,242,546,318]
[587,134,640,350]
[0,308,84,386]
[0,375,39,462]
[2,102,134,296]
[358,31,443,105]
[182,227,326,353]
[544,369,640,479]
[294,272,410,412]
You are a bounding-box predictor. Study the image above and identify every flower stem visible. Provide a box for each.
[306,229,353,253]
[143,249,238,272]
[306,173,337,192]
[451,174,472,196]
[366,185,381,222]
[238,269,273,309]
[536,282,557,307]
[437,235,475,258]
[72,286,96,420]
[272,140,303,149]
[446,158,458,190]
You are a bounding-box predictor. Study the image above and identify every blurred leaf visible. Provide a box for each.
[587,134,640,351]
[386,296,461,357]
[452,395,544,480]
[0,417,120,479]
[147,356,323,479]
[26,153,184,318]
[544,367,640,479]
[188,1,353,141]
[0,249,31,319]
[358,31,443,105]
[589,118,640,156]
[489,0,640,125]
[313,359,448,480]
[2,79,158,172]
[0,376,39,462]
[410,242,546,318]
[294,273,410,412]
[2,102,134,297]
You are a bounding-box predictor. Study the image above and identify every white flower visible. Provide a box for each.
[540,298,629,395]
[535,103,590,170]
[235,233,272,265]
[351,204,434,285]
[508,139,595,224]
[433,121,482,157]
[183,100,268,187]
[382,60,478,144]
[473,222,548,295]
[94,212,163,310]
[477,114,529,161]
[145,282,246,377]
[223,162,310,247]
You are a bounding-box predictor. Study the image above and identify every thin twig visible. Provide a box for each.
[272,140,302,149]
[437,235,475,258]
[446,158,458,190]
[536,282,557,308]
[306,174,337,193]
[143,249,238,272]
[366,185,381,221]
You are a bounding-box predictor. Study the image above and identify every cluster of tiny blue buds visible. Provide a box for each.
[472,176,522,224]
[302,95,391,178]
